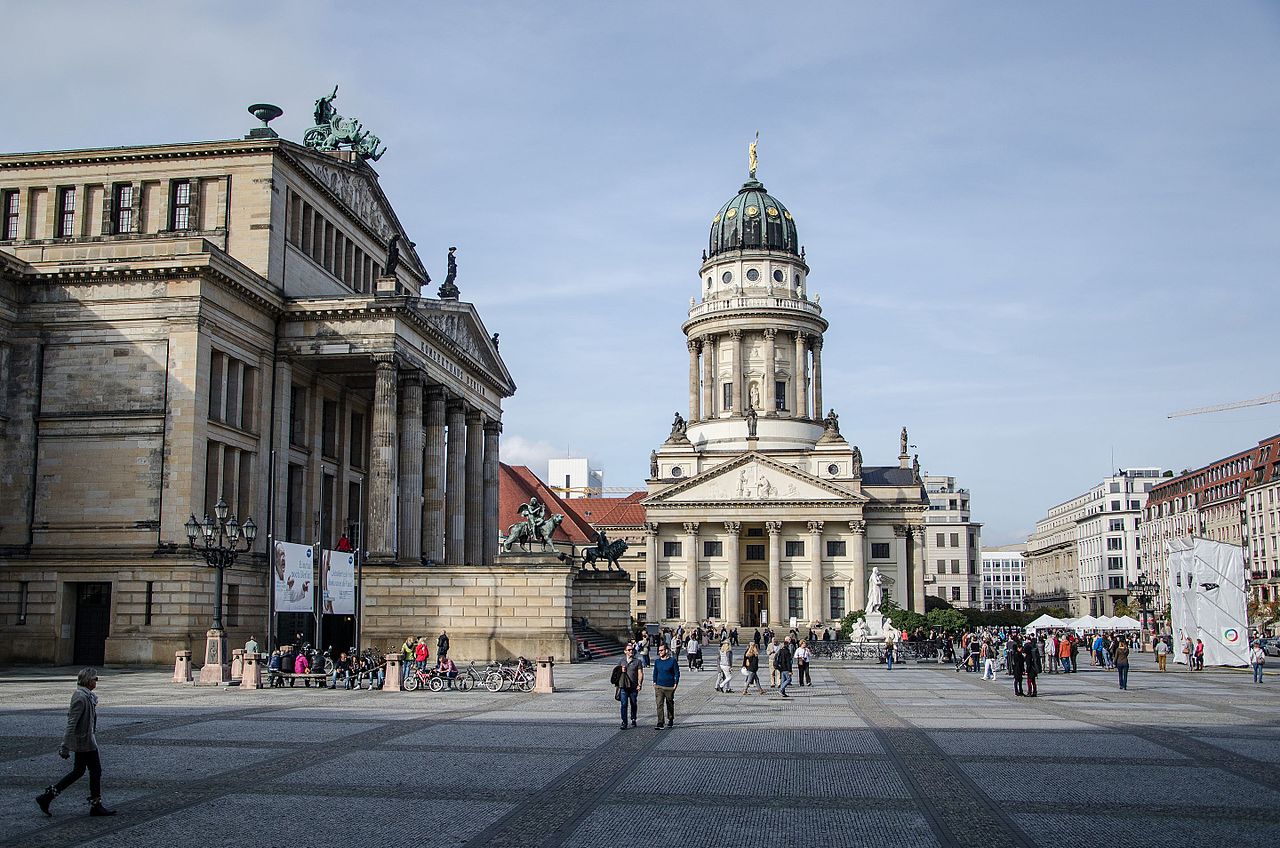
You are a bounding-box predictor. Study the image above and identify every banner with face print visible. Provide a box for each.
[273,541,314,613]
[321,549,356,615]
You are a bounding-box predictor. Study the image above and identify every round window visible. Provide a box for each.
[721,271,733,284]
[745,205,759,217]
[773,269,785,283]
[746,268,760,282]
[726,207,737,219]
[828,463,839,475]
[670,466,683,478]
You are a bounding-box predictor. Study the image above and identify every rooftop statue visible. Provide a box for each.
[748,131,759,179]
[384,234,400,277]
[900,426,909,456]
[671,412,687,438]
[824,408,839,433]
[303,85,387,162]
[851,445,863,477]
[438,247,460,300]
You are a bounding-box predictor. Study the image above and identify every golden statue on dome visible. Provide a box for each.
[748,131,759,179]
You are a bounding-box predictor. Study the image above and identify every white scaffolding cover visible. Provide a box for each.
[1166,537,1249,667]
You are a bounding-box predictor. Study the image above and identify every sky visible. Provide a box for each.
[7,2,1279,544]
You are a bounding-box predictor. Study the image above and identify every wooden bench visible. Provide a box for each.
[267,671,328,689]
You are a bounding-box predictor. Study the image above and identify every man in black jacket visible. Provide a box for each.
[775,638,794,698]
[1009,639,1026,696]
[437,630,450,660]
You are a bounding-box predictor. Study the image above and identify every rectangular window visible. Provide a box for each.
[1107,556,1124,570]
[968,532,974,547]
[775,380,787,411]
[951,586,961,601]
[172,180,192,230]
[663,541,682,557]
[746,527,763,537]
[2,190,18,240]
[665,587,680,619]
[936,532,945,547]
[829,586,845,620]
[722,382,732,411]
[951,560,960,574]
[970,587,979,603]
[1109,518,1124,531]
[56,187,76,237]
[936,560,945,574]
[1106,537,1123,551]
[788,586,803,620]
[1129,500,1140,510]
[322,400,339,458]
[349,411,365,468]
[745,544,765,561]
[949,532,959,547]
[871,542,890,559]
[1111,500,1121,510]
[826,540,846,557]
[636,572,646,593]
[113,184,133,233]
[785,540,805,557]
[286,463,305,543]
[1107,575,1124,589]
[208,352,225,422]
[703,540,722,557]
[290,385,307,447]
[144,581,154,626]
[347,482,361,547]
[706,587,721,619]
[17,581,28,625]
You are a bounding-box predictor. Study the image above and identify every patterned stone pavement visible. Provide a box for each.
[0,658,1278,847]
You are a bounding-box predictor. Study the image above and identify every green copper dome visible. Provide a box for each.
[708,179,799,258]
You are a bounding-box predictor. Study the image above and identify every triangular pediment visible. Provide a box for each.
[283,145,426,279]
[643,453,865,506]
[412,300,514,392]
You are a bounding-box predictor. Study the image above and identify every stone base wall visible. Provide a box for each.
[572,570,634,642]
[360,553,574,661]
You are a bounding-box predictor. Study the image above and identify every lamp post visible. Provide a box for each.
[1127,573,1160,650]
[186,497,257,683]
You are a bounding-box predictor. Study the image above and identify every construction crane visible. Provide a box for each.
[1168,391,1280,419]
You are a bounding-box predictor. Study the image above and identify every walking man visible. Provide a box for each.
[775,637,794,697]
[612,645,644,728]
[652,642,680,728]
[1155,637,1169,672]
[36,668,115,817]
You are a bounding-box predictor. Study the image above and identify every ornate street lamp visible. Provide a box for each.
[1127,573,1161,647]
[186,497,257,683]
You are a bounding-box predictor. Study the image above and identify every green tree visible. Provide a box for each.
[926,607,967,633]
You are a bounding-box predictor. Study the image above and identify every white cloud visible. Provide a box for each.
[500,436,562,480]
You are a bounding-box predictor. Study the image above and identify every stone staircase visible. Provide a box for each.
[571,622,628,661]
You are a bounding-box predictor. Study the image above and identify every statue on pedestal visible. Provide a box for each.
[384,234,400,277]
[671,412,687,438]
[746,404,758,438]
[851,446,863,477]
[866,566,885,614]
[438,247,460,300]
[649,450,659,479]
[900,426,909,456]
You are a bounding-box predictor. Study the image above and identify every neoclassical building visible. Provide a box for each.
[0,103,513,665]
[642,163,928,630]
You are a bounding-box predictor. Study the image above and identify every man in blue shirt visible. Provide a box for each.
[651,641,681,728]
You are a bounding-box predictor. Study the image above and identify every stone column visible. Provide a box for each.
[808,521,824,624]
[849,520,867,612]
[269,357,293,543]
[894,524,910,611]
[445,400,466,565]
[724,521,741,627]
[684,522,700,622]
[729,329,742,414]
[645,522,659,622]
[766,521,783,627]
[701,335,714,419]
[422,386,447,563]
[811,335,823,419]
[367,356,398,560]
[482,419,502,566]
[910,526,927,613]
[464,410,485,565]
[794,332,808,419]
[763,328,777,414]
[396,373,424,563]
[687,339,701,422]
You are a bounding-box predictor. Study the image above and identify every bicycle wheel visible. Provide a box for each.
[517,675,533,693]
[403,674,420,691]
[428,676,445,692]
[485,672,504,693]
[458,676,474,692]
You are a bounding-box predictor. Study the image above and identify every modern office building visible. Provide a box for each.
[980,544,1026,611]
[923,475,982,608]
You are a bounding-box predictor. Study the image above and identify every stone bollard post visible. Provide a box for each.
[240,652,263,690]
[384,654,403,692]
[535,656,555,693]
[173,650,193,683]
[230,648,244,682]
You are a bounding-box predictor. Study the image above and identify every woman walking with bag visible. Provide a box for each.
[36,668,115,817]
[715,641,734,693]
[740,642,765,695]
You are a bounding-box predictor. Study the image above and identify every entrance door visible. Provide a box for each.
[744,579,768,628]
[73,583,112,665]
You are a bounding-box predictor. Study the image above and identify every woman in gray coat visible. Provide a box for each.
[36,667,115,817]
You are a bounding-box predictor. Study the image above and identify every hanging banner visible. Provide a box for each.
[273,540,314,613]
[1166,537,1249,667]
[321,549,356,615]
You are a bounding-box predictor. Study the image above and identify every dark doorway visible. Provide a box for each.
[73,583,112,665]
[322,615,356,654]
[744,579,768,628]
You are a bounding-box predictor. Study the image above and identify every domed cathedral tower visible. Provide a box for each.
[640,146,928,633]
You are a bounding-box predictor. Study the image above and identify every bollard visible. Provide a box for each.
[535,655,555,693]
[230,648,244,682]
[173,650,193,683]
[240,652,262,690]
[384,654,403,692]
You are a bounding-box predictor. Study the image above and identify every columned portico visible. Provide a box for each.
[396,372,424,563]
[367,355,398,560]
[766,520,783,627]
[724,521,741,626]
[445,400,466,565]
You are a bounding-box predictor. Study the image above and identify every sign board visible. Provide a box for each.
[273,541,314,613]
[321,550,356,615]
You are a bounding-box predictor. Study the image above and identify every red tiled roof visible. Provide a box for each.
[564,492,647,528]
[498,463,597,544]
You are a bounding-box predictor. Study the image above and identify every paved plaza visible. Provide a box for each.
[1,659,1278,848]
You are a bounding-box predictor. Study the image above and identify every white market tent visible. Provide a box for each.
[1069,614,1100,631]
[1095,615,1120,630]
[1112,615,1142,630]
[1026,614,1070,632]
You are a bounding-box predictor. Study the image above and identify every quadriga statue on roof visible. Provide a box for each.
[303,85,387,162]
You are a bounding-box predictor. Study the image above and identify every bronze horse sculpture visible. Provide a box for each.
[502,513,563,553]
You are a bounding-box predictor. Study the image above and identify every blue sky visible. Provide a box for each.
[8,2,1279,543]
